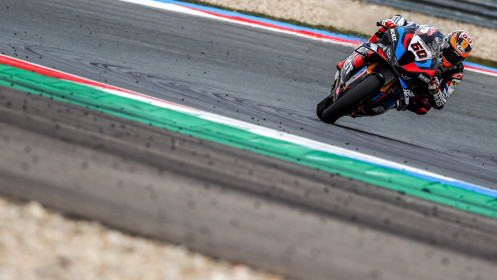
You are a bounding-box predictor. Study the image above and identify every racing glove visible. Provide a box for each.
[369,20,395,43]
[433,71,463,110]
[378,19,397,30]
[369,15,407,43]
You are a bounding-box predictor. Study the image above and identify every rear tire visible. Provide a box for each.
[321,74,382,124]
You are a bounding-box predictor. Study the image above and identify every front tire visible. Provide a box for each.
[321,74,382,124]
[316,95,334,121]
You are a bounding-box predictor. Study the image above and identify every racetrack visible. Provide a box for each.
[1,0,497,279]
[2,0,495,187]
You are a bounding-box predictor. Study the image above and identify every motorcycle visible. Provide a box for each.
[317,23,445,124]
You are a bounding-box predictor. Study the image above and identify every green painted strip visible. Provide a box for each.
[1,64,496,218]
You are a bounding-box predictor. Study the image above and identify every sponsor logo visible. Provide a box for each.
[460,32,473,49]
[428,37,442,56]
[418,74,431,83]
[343,59,353,75]
[453,72,463,80]
[428,27,437,37]
[403,88,413,98]
[390,29,397,41]
[418,26,430,34]
[433,92,445,107]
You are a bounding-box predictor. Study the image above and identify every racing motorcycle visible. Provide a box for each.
[317,23,445,124]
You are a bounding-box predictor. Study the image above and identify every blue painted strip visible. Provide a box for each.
[464,61,497,73]
[346,153,497,198]
[403,170,497,198]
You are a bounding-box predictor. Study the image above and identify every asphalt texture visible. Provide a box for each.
[2,0,497,187]
[1,0,497,279]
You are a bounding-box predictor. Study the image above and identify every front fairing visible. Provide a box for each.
[385,24,444,88]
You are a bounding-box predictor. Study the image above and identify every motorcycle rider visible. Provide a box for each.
[339,15,473,115]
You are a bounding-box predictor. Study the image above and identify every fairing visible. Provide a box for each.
[333,24,444,117]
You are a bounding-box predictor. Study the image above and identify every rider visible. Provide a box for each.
[340,15,473,115]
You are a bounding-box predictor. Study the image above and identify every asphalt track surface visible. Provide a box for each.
[1,1,497,279]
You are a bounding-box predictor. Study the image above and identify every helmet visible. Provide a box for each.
[390,15,407,27]
[442,30,473,67]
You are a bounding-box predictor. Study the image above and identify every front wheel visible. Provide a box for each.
[316,95,334,121]
[320,74,382,124]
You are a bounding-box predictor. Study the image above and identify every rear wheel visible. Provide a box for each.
[321,74,382,124]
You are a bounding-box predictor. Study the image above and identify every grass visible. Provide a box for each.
[179,0,497,69]
[466,56,497,68]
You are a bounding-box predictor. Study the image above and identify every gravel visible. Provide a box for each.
[0,197,282,280]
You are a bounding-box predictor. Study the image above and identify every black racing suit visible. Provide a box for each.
[370,15,466,114]
[408,63,464,114]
